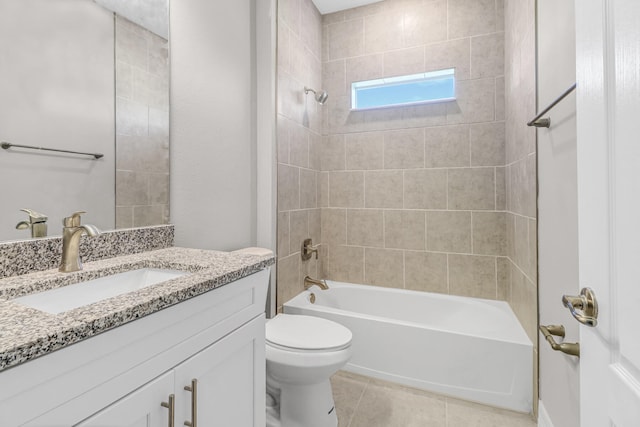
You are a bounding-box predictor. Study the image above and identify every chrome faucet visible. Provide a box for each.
[59,211,101,273]
[16,208,48,238]
[304,275,329,291]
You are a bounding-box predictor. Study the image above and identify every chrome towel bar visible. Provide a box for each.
[527,83,577,128]
[1,141,104,159]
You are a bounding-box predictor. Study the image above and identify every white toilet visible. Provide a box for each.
[265,314,352,427]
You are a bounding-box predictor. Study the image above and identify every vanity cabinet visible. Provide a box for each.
[77,316,263,427]
[0,268,269,427]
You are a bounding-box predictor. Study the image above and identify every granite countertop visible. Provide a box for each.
[0,247,275,372]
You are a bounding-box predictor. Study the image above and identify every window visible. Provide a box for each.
[351,68,455,111]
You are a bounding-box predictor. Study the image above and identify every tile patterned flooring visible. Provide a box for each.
[331,371,536,427]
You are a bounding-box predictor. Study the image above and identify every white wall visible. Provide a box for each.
[0,0,115,241]
[170,0,259,250]
[537,1,580,426]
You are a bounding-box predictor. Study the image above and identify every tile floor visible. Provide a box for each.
[331,371,536,427]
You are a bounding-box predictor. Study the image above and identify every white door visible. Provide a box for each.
[75,371,175,427]
[576,1,640,426]
[174,315,266,427]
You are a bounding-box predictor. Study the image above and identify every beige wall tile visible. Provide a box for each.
[496,76,506,120]
[364,11,404,54]
[276,254,301,307]
[115,206,133,229]
[309,131,321,170]
[425,124,470,167]
[402,0,447,47]
[424,38,471,80]
[364,248,404,288]
[448,254,497,299]
[277,115,290,164]
[448,168,496,210]
[510,262,537,342]
[346,132,384,170]
[324,59,347,97]
[471,32,505,79]
[383,128,425,169]
[321,208,347,245]
[321,135,346,171]
[383,47,425,77]
[277,211,290,256]
[289,123,309,168]
[328,18,365,60]
[301,0,322,58]
[277,164,300,211]
[133,205,164,227]
[344,1,386,19]
[496,166,506,210]
[330,171,365,207]
[384,210,426,250]
[447,78,496,124]
[528,218,537,282]
[290,210,309,254]
[472,211,507,255]
[347,209,384,247]
[322,11,345,25]
[497,256,510,301]
[309,208,321,243]
[470,122,505,166]
[514,213,530,276]
[448,0,497,39]
[318,171,329,207]
[403,169,447,209]
[346,54,384,85]
[327,245,365,283]
[365,171,404,208]
[427,211,472,253]
[300,169,317,208]
[404,251,448,293]
[279,0,301,36]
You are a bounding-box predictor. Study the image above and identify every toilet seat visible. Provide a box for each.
[266,314,352,352]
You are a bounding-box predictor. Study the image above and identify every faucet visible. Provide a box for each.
[301,238,319,261]
[16,208,48,238]
[304,275,329,291]
[59,211,101,273]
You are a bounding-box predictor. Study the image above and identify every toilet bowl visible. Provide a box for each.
[266,314,352,427]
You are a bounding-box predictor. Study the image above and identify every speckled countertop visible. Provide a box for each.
[0,247,274,372]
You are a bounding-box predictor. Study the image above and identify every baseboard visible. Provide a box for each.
[538,400,555,427]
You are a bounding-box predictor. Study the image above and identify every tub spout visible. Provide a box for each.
[304,276,329,291]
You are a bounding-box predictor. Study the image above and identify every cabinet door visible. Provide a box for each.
[75,371,174,427]
[175,315,266,427]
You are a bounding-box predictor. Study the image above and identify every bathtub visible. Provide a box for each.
[284,281,533,413]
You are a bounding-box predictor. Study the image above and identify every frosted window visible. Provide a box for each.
[351,68,455,110]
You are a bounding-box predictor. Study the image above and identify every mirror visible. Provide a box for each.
[0,0,169,243]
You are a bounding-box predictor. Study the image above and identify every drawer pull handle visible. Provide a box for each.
[161,394,176,427]
[184,378,198,427]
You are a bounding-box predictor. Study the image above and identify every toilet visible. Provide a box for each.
[265,314,352,427]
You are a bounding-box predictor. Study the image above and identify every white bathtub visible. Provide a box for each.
[284,281,533,413]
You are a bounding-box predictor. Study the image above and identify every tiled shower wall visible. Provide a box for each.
[276,0,323,309]
[115,16,170,229]
[504,0,538,410]
[319,0,508,300]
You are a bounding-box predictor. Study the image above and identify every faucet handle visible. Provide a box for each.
[20,208,48,223]
[63,211,87,227]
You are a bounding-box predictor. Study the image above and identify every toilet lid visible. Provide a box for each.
[266,314,352,351]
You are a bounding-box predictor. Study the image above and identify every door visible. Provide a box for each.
[576,1,640,426]
[174,315,266,427]
[75,371,174,427]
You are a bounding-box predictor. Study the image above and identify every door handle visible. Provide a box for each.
[184,378,198,427]
[562,287,598,327]
[161,394,176,427]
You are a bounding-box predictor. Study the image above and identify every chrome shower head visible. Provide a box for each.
[304,86,329,105]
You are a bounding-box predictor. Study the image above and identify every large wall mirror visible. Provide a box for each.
[0,0,169,243]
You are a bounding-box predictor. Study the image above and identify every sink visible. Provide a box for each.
[13,268,189,314]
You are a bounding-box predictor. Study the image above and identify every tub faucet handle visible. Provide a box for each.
[301,238,319,261]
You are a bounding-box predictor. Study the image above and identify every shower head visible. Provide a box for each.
[304,86,329,105]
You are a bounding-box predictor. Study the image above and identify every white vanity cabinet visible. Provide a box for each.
[0,268,269,427]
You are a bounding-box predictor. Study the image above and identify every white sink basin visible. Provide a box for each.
[13,268,189,314]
